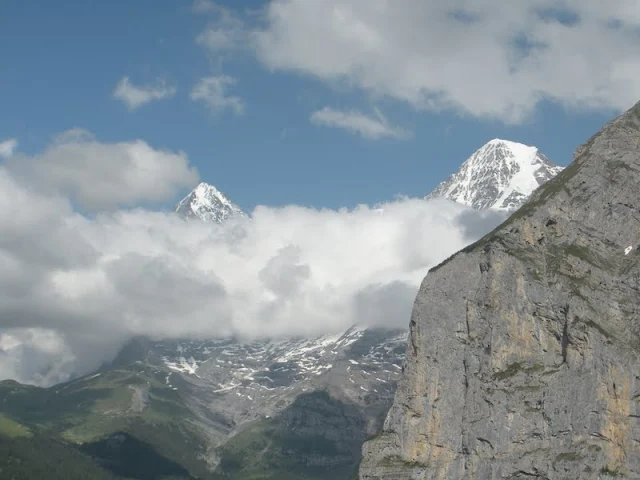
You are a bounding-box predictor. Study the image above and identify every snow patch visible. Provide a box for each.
[164,356,199,375]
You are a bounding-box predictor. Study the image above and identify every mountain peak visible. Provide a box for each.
[486,137,521,145]
[175,182,244,223]
[426,139,563,211]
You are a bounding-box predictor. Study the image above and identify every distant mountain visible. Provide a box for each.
[426,138,563,211]
[0,327,406,479]
[175,182,244,223]
[2,160,530,478]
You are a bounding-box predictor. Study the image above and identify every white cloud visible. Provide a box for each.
[5,129,199,211]
[0,150,505,385]
[0,329,79,387]
[0,138,18,158]
[252,0,640,123]
[113,76,176,111]
[310,107,411,140]
[196,23,245,52]
[190,75,246,115]
[195,2,247,51]
[192,0,217,13]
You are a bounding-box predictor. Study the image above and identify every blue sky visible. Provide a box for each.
[1,0,633,211]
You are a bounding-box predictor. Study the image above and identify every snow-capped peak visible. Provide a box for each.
[175,182,245,223]
[425,138,563,211]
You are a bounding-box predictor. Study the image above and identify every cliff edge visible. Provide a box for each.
[360,103,640,479]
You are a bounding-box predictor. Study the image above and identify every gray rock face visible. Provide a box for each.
[361,104,640,479]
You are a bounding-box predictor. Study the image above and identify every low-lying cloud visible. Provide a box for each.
[0,135,506,386]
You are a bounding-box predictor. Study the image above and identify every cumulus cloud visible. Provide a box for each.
[5,129,199,211]
[310,107,411,140]
[251,0,640,122]
[0,138,18,158]
[113,76,176,111]
[0,152,505,385]
[190,75,246,115]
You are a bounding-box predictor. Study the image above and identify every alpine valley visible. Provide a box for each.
[0,139,563,480]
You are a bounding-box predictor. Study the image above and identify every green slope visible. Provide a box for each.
[0,341,387,480]
[0,431,117,480]
[213,391,368,480]
[0,365,213,479]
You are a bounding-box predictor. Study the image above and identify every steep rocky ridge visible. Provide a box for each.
[360,103,640,479]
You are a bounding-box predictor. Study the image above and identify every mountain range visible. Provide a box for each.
[0,138,564,479]
[175,139,562,223]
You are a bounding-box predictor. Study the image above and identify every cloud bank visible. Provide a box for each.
[249,0,640,122]
[0,133,506,387]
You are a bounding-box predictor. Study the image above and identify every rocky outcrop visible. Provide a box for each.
[360,103,640,479]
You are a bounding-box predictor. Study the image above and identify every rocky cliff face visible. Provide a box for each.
[360,104,640,479]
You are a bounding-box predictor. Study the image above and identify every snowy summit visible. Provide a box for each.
[175,182,245,223]
[426,139,563,211]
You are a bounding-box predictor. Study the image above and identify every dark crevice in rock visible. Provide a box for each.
[561,314,570,365]
[476,437,494,450]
